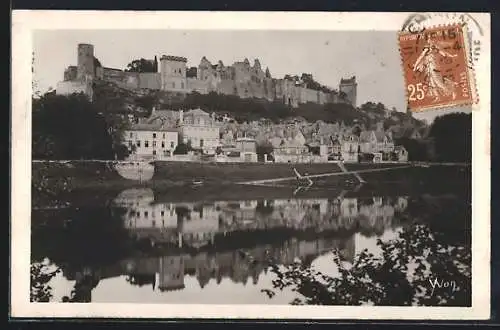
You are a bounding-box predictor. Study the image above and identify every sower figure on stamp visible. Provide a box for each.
[412,34,459,102]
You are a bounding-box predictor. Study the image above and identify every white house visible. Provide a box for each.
[124,123,179,161]
[235,137,258,162]
[340,135,359,162]
[178,108,220,154]
[359,130,394,154]
[395,146,409,162]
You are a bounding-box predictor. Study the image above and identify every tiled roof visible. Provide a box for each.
[148,110,179,123]
[129,122,178,132]
[185,108,209,117]
[359,131,373,142]
[374,131,386,143]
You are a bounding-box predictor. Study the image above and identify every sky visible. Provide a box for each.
[33,30,470,122]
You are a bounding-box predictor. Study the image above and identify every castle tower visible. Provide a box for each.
[77,43,95,81]
[197,56,212,81]
[339,76,358,107]
[160,55,188,92]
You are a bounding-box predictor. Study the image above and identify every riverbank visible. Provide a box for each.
[32,160,470,209]
[32,160,470,188]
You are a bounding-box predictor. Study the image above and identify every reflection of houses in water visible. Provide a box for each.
[358,197,397,236]
[159,255,185,291]
[179,203,220,248]
[113,189,409,246]
[117,234,357,292]
[60,193,412,301]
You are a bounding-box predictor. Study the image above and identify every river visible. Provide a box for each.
[31,183,471,306]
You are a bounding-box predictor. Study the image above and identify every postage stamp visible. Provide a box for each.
[399,23,478,112]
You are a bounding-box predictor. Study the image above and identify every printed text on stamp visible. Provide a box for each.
[399,24,477,112]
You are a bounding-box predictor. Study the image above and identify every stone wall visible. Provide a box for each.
[274,154,328,163]
[56,80,93,99]
[102,68,140,90]
[138,73,161,90]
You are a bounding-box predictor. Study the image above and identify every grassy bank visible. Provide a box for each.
[32,161,470,208]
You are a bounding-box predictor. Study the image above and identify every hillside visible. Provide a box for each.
[92,79,424,129]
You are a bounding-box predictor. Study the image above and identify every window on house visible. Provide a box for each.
[152,220,156,227]
[161,211,164,217]
[144,211,148,218]
[136,140,141,147]
[153,133,156,139]
[153,141,156,147]
[162,141,165,148]
[163,133,165,138]
[145,141,149,148]
[200,139,204,148]
[170,141,174,148]
[129,132,133,138]
[153,150,156,155]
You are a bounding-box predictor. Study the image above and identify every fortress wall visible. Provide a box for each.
[138,73,161,90]
[56,80,91,96]
[67,44,357,108]
[248,81,266,99]
[217,79,237,95]
[102,68,140,90]
[187,77,209,94]
[300,87,320,104]
[317,91,328,105]
[263,78,276,101]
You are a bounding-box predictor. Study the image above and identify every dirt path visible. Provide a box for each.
[237,165,414,185]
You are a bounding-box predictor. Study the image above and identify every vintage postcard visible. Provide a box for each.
[11,11,490,319]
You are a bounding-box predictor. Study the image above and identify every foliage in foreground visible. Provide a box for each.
[30,262,60,302]
[262,224,471,306]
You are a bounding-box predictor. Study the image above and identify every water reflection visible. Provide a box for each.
[114,188,410,248]
[30,187,470,305]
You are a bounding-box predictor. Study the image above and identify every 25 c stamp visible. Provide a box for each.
[399,24,478,112]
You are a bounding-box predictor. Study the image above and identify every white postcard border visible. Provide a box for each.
[11,10,491,320]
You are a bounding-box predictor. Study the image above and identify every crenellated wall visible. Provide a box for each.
[58,43,358,108]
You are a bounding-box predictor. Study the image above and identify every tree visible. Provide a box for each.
[256,142,274,162]
[32,93,120,160]
[261,224,471,306]
[395,137,429,161]
[124,58,157,73]
[173,142,192,155]
[351,125,362,137]
[428,113,472,162]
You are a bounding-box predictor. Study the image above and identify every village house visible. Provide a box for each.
[272,137,309,156]
[178,108,220,154]
[340,134,360,162]
[359,130,394,155]
[215,137,258,163]
[235,137,258,162]
[394,145,409,162]
[124,123,179,161]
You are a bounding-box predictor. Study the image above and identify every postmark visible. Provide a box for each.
[401,13,483,66]
[399,24,478,112]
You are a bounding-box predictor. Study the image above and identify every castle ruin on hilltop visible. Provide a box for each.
[56,43,358,108]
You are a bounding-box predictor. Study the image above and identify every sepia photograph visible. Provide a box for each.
[11,11,490,319]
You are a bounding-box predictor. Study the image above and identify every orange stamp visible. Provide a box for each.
[399,24,478,112]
